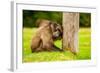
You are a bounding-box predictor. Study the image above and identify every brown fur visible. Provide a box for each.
[31,19,63,52]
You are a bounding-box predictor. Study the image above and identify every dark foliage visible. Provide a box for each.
[23,10,91,28]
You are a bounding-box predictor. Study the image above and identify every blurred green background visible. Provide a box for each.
[23,10,91,27]
[23,10,91,62]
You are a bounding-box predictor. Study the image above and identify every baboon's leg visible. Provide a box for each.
[51,44,63,51]
[31,39,42,53]
[41,39,63,51]
[31,46,35,53]
[42,44,63,51]
[35,41,43,52]
[42,44,52,51]
[41,31,62,51]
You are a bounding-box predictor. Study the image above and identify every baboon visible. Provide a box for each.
[31,19,63,52]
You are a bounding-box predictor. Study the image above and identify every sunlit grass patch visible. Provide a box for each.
[23,51,76,62]
[23,28,91,62]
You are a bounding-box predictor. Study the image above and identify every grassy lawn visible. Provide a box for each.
[23,28,91,62]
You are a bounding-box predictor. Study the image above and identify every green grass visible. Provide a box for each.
[23,28,91,62]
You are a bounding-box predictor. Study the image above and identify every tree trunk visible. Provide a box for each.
[63,12,79,54]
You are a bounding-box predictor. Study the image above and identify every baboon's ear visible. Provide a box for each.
[49,22,55,33]
[49,21,52,25]
[36,19,42,27]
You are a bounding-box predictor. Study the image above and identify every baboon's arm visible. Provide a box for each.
[52,44,63,51]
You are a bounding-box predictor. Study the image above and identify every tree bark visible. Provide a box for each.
[63,12,79,54]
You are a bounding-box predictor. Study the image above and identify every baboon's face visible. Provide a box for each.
[50,22,63,40]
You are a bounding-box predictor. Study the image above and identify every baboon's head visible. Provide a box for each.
[36,19,63,39]
[50,22,63,40]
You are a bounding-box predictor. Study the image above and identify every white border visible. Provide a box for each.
[11,1,97,72]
